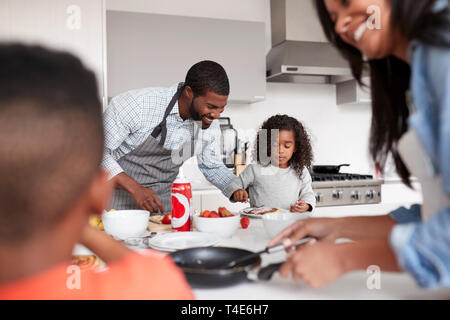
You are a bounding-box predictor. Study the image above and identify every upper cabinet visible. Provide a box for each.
[267,0,352,84]
[0,0,107,107]
[271,0,327,45]
[106,11,266,103]
[336,77,372,106]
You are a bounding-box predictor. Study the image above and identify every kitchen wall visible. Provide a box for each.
[181,82,375,185]
[223,82,374,174]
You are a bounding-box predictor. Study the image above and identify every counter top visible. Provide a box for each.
[79,202,448,300]
[189,209,449,300]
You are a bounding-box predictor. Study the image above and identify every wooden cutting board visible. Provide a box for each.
[148,215,172,232]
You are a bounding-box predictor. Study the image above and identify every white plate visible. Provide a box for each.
[146,232,220,252]
[111,230,152,242]
[239,207,286,219]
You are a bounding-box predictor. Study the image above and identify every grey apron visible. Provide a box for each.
[109,83,195,212]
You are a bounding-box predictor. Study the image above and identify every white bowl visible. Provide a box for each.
[102,210,150,240]
[262,212,310,239]
[193,213,240,238]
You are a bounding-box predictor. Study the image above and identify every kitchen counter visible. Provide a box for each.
[191,216,450,300]
[75,202,448,300]
[185,206,449,300]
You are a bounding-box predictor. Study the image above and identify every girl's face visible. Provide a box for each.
[324,0,396,60]
[272,130,296,168]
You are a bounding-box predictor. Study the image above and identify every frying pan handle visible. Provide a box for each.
[257,262,284,281]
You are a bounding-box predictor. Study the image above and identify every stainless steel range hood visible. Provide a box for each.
[267,0,352,84]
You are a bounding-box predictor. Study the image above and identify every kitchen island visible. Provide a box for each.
[189,205,450,300]
[75,202,450,300]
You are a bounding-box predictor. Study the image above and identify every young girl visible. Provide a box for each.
[230,115,316,213]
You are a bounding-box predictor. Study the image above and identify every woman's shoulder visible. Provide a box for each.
[410,40,450,105]
[410,39,450,75]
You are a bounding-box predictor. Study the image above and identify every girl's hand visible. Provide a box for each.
[267,218,342,247]
[290,200,310,213]
[233,189,249,203]
[279,241,347,288]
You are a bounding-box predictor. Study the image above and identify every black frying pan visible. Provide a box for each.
[312,163,350,174]
[170,247,283,288]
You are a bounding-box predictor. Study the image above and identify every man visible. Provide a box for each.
[0,43,193,299]
[102,61,237,212]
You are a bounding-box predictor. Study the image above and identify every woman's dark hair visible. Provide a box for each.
[314,0,450,187]
[184,60,230,97]
[254,114,313,179]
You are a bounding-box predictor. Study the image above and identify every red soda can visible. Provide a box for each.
[171,171,192,232]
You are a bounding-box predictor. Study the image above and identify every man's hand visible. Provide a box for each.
[290,200,310,213]
[112,172,164,213]
[233,189,249,203]
[131,185,164,213]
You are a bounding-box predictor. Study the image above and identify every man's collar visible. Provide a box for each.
[170,82,184,116]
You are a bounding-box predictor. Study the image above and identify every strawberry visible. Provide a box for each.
[209,211,219,218]
[161,214,172,224]
[221,209,232,217]
[201,210,210,217]
[218,207,227,215]
[240,217,250,229]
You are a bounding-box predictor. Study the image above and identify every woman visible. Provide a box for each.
[269,0,450,289]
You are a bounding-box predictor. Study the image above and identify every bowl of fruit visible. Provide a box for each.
[193,207,241,238]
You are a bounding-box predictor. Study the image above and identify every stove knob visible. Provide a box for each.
[350,191,361,201]
[365,190,375,200]
[332,190,343,200]
[315,193,323,203]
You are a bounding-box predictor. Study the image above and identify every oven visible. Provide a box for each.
[311,165,383,207]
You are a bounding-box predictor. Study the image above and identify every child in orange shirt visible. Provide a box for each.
[0,44,194,300]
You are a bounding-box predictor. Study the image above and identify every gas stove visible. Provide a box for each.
[311,173,383,207]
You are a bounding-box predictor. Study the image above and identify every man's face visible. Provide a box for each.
[189,90,228,129]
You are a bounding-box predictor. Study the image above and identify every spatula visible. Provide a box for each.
[220,237,313,269]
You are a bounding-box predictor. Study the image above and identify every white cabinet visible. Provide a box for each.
[192,191,248,212]
[200,193,248,213]
[336,78,372,106]
[271,0,327,45]
[106,11,266,103]
[0,0,107,107]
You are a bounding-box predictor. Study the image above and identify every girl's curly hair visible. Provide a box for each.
[253,114,313,179]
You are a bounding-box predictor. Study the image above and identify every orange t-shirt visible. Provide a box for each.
[0,250,195,300]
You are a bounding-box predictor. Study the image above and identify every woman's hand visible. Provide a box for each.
[279,240,401,288]
[268,215,397,248]
[268,218,342,247]
[290,200,310,213]
[233,189,249,203]
[279,241,347,288]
